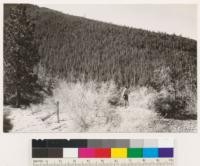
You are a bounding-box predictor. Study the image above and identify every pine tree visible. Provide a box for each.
[4,4,40,107]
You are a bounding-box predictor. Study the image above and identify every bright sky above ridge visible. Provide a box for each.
[38,4,197,40]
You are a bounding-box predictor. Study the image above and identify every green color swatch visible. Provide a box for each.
[127,148,143,158]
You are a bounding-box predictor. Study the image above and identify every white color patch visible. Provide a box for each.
[63,148,78,158]
[158,139,174,148]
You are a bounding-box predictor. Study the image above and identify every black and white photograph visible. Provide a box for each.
[3,4,197,132]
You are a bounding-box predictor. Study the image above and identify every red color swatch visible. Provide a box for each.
[95,148,111,158]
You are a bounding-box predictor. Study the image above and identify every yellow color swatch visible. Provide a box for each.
[111,148,127,158]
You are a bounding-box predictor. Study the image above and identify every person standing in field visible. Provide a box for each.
[123,86,130,107]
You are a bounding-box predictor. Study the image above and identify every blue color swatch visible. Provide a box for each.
[142,148,158,158]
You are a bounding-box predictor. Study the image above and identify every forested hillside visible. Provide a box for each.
[3,4,197,132]
[4,4,197,88]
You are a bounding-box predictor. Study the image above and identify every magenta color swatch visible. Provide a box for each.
[78,148,95,158]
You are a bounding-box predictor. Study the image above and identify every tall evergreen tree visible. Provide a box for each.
[4,4,40,107]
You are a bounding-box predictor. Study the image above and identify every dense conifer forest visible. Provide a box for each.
[4,4,197,88]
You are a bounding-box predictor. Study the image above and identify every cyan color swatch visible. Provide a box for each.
[142,148,158,158]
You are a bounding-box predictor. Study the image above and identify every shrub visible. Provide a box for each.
[154,94,188,118]
[47,80,121,131]
[149,66,172,92]
[151,66,196,119]
[3,113,13,132]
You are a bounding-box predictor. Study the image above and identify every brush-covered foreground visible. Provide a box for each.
[4,81,197,132]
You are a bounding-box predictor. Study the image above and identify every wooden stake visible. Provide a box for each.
[56,101,60,123]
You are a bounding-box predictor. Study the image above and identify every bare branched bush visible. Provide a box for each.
[50,80,120,131]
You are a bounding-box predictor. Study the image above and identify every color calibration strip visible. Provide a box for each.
[32,139,174,166]
[32,139,174,158]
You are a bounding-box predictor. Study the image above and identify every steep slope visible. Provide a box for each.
[4,4,197,88]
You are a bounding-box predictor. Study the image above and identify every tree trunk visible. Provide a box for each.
[173,81,177,101]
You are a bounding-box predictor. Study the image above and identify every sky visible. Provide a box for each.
[38,4,197,40]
